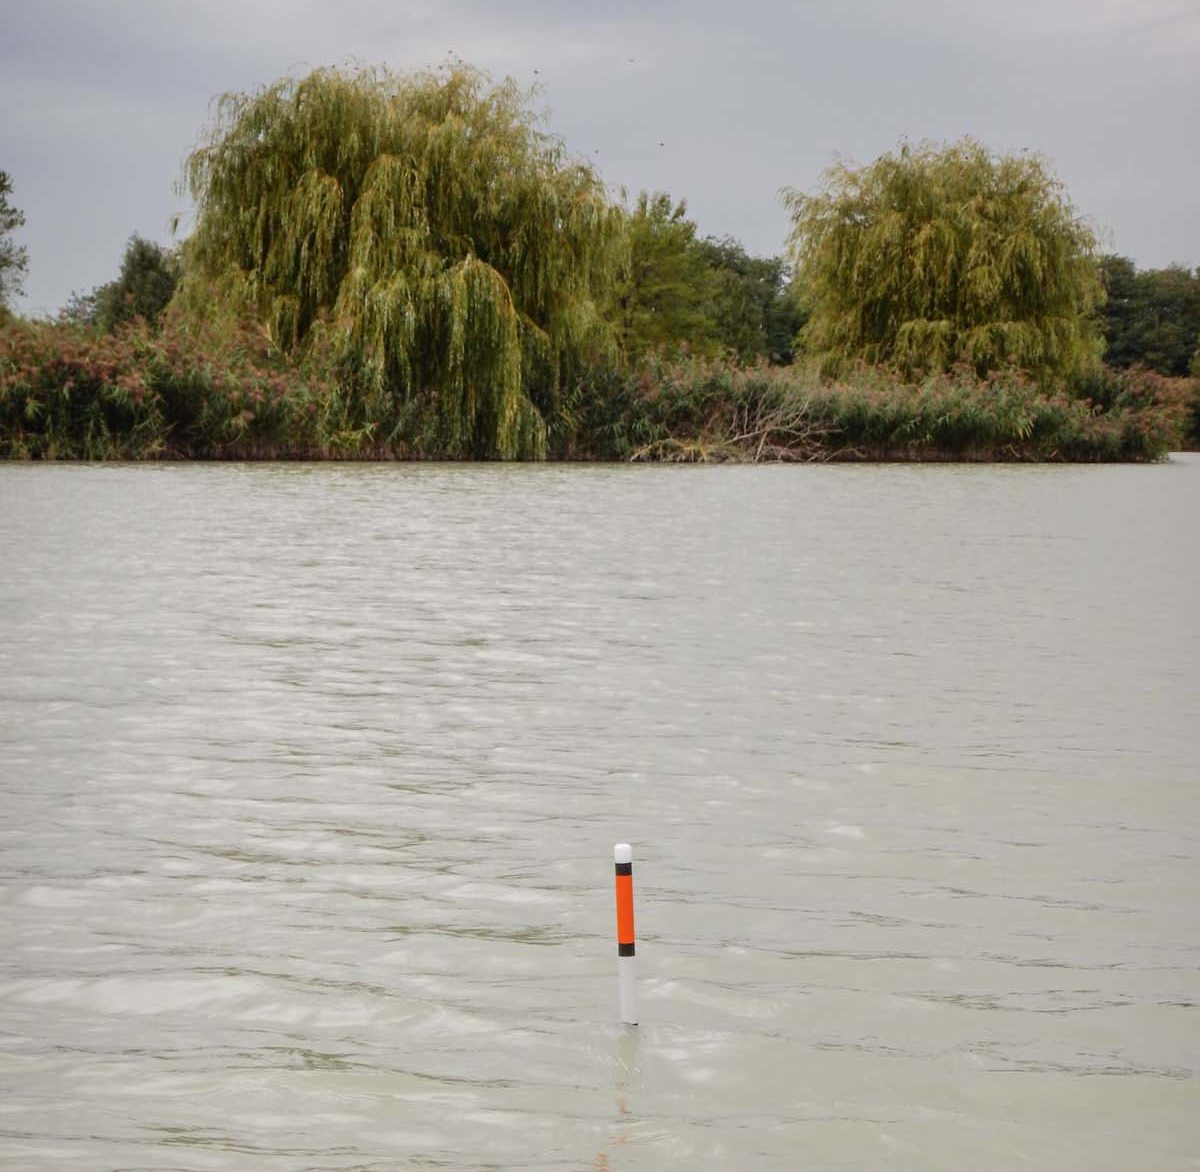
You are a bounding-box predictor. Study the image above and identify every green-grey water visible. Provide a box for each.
[1,458,1197,1170]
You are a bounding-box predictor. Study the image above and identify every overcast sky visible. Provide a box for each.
[3,0,1198,315]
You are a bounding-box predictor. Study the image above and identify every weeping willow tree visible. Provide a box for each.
[180,65,624,457]
[783,139,1105,382]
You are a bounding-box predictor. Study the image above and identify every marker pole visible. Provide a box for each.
[614,843,637,1025]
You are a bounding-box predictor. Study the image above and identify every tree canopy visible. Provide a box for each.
[783,139,1105,382]
[1098,255,1200,377]
[612,194,803,365]
[696,236,804,365]
[0,170,28,322]
[181,65,623,458]
[68,235,181,332]
[612,192,721,359]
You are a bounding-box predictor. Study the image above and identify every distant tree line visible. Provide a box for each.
[1098,256,1200,378]
[1,64,1195,460]
[56,229,1199,393]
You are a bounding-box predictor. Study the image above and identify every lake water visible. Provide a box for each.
[1,457,1197,1171]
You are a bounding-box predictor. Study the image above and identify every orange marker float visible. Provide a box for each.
[614,843,637,1024]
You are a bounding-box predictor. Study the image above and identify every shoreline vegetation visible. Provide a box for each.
[2,66,1198,464]
[2,314,1191,463]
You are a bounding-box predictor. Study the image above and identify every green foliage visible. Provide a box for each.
[1099,255,1200,377]
[613,192,721,359]
[0,320,159,458]
[612,196,803,366]
[695,236,805,364]
[575,356,1186,463]
[5,74,1188,465]
[181,64,623,459]
[784,139,1105,382]
[0,314,335,460]
[0,170,29,317]
[1074,362,1199,451]
[92,235,181,331]
[4,315,1182,462]
[1190,375,1200,449]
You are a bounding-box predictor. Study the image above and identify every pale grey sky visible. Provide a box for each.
[3,0,1198,315]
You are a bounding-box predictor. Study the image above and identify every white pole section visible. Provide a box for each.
[614,843,638,1025]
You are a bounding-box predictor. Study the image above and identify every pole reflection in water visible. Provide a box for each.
[595,1028,640,1170]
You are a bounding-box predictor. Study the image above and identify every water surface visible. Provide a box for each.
[1,458,1197,1170]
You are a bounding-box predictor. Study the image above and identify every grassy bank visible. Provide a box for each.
[2,317,1193,462]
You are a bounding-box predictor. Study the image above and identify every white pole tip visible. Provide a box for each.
[614,843,632,864]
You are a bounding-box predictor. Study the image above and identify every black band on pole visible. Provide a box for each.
[618,942,635,957]
[614,861,632,876]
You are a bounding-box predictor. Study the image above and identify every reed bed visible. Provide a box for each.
[2,318,1192,462]
[577,356,1194,463]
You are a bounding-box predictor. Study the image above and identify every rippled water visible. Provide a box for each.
[1,458,1198,1170]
